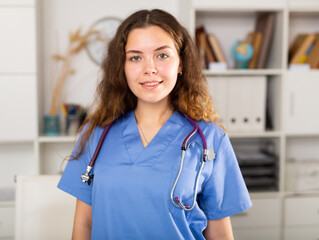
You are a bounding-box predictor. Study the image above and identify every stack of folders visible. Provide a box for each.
[236,149,278,192]
[208,76,267,133]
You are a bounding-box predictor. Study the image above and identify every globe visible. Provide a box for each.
[231,40,254,69]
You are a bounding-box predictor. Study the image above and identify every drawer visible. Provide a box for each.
[233,227,281,240]
[231,198,281,228]
[285,196,319,226]
[0,207,14,237]
[284,226,319,240]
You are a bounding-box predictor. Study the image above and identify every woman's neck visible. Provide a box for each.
[134,99,173,126]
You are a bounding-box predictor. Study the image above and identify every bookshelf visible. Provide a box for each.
[191,1,319,240]
[1,0,319,239]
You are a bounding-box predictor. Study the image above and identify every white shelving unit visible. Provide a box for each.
[191,0,319,239]
[1,0,319,239]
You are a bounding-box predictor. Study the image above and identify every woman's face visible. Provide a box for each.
[124,26,181,106]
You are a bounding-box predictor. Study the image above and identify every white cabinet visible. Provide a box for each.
[0,76,37,141]
[284,227,319,240]
[234,228,281,240]
[0,207,14,238]
[0,3,37,240]
[232,198,281,227]
[284,196,319,240]
[232,198,281,240]
[285,196,319,226]
[285,71,319,135]
[0,7,36,73]
[15,175,75,240]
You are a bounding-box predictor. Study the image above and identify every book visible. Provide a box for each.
[247,32,263,69]
[305,34,319,69]
[288,34,307,62]
[298,42,314,64]
[207,34,227,63]
[195,27,208,69]
[289,34,316,64]
[205,34,217,64]
[196,26,216,69]
[255,13,276,69]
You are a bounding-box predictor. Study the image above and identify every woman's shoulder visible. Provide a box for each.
[197,120,230,152]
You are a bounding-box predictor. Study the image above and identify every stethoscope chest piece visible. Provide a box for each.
[207,149,215,161]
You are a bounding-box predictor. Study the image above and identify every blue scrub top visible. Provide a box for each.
[58,111,252,239]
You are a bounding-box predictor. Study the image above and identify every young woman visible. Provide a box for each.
[58,9,252,240]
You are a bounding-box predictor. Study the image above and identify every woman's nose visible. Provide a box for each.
[144,57,157,75]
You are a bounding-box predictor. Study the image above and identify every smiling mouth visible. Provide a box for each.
[141,81,163,86]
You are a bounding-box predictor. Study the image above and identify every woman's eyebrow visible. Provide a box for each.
[126,50,143,54]
[154,45,172,51]
[126,45,172,54]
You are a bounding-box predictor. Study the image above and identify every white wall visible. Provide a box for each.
[39,0,183,116]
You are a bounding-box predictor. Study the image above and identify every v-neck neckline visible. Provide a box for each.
[120,110,184,166]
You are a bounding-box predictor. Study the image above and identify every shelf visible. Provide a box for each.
[286,133,319,138]
[0,139,35,144]
[193,0,285,11]
[38,135,77,143]
[0,201,14,207]
[284,191,319,197]
[203,69,283,76]
[286,69,319,73]
[229,131,281,138]
[289,8,319,12]
[249,191,281,199]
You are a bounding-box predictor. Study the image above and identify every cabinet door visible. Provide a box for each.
[15,175,75,240]
[285,196,319,225]
[0,7,36,73]
[0,76,36,140]
[284,226,319,240]
[231,198,281,228]
[0,206,14,238]
[233,228,281,240]
[285,72,319,134]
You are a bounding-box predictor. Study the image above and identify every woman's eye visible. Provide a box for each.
[130,56,141,61]
[157,53,168,59]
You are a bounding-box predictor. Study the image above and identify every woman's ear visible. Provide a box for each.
[178,64,183,75]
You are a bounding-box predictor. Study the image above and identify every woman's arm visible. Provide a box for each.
[203,217,234,240]
[72,199,92,240]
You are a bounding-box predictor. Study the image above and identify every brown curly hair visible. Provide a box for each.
[73,9,221,159]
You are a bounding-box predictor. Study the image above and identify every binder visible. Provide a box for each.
[226,76,266,132]
[207,76,267,133]
[249,76,267,131]
[206,76,228,125]
[227,77,249,132]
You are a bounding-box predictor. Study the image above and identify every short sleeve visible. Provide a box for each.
[57,127,93,205]
[198,134,252,220]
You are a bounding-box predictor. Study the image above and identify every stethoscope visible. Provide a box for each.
[81,114,215,211]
